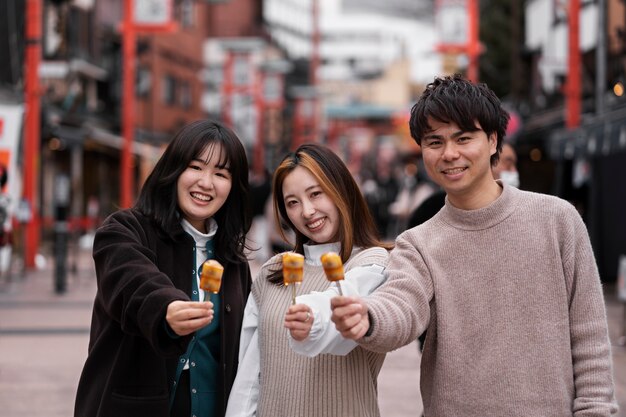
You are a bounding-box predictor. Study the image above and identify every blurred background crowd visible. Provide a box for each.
[0,0,624,290]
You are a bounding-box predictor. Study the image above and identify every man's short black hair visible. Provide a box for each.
[409,74,510,166]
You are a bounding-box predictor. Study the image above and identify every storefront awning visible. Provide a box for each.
[549,107,626,160]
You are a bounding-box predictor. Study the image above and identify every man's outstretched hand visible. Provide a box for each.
[330,296,370,340]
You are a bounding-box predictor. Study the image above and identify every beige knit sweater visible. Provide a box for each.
[362,183,617,417]
[254,247,389,417]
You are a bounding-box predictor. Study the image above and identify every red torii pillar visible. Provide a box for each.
[23,0,43,268]
[565,0,581,129]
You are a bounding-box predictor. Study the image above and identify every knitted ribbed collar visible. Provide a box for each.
[439,181,518,231]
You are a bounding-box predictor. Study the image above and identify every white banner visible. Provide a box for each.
[436,0,468,45]
[0,103,24,222]
[134,0,172,25]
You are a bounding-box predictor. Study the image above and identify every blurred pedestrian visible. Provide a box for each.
[389,159,436,235]
[331,74,618,416]
[361,141,400,239]
[0,164,11,281]
[492,142,519,187]
[74,120,253,417]
[265,193,295,255]
[247,168,272,262]
[225,143,392,417]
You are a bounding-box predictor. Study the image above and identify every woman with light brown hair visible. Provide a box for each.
[226,143,392,417]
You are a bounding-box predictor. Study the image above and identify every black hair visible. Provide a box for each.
[135,119,251,263]
[409,74,510,166]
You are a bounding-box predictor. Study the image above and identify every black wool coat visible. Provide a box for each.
[74,209,251,417]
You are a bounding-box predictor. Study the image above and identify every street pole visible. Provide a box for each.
[254,70,265,177]
[119,0,177,207]
[566,0,581,129]
[596,0,606,116]
[310,0,320,141]
[53,174,70,294]
[222,52,233,127]
[23,0,42,268]
[510,0,522,100]
[466,0,480,82]
[121,0,136,208]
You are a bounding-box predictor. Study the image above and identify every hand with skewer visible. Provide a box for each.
[320,252,344,295]
[287,253,386,354]
[285,252,346,342]
[283,252,312,341]
[282,252,304,304]
[284,303,314,341]
[165,259,224,336]
[323,252,371,340]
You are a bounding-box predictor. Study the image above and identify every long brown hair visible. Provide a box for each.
[267,143,392,284]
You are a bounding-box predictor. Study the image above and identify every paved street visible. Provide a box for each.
[0,246,624,416]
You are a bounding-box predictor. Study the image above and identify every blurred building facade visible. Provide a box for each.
[264,0,439,87]
[0,0,271,248]
[3,0,624,282]
[517,0,626,283]
[263,0,439,172]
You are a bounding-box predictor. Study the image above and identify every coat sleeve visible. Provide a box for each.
[562,208,618,416]
[225,295,260,417]
[289,262,387,356]
[93,212,191,356]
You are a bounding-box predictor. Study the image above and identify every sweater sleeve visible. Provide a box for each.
[562,208,618,416]
[93,212,191,356]
[359,233,433,353]
[225,294,260,417]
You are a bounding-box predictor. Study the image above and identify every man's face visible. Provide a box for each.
[420,117,498,209]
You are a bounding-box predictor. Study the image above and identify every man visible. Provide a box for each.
[331,74,617,416]
[492,142,519,187]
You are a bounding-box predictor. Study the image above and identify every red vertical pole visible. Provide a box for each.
[222,52,233,127]
[327,119,339,150]
[310,0,320,142]
[23,0,42,268]
[466,0,480,82]
[293,98,303,150]
[254,71,265,177]
[121,0,136,208]
[566,0,581,129]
